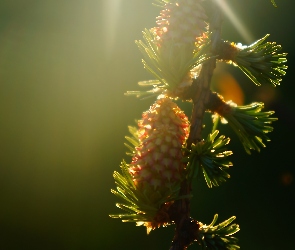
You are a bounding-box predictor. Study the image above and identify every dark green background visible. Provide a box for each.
[0,0,294,249]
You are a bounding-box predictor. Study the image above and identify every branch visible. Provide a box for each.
[169,1,223,249]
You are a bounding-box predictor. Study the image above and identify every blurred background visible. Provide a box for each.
[0,0,294,249]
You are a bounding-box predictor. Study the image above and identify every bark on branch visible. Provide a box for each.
[169,1,223,249]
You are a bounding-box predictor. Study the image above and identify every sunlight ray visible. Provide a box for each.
[103,0,122,59]
[215,0,254,43]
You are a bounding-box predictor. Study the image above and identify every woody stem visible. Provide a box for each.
[169,1,223,249]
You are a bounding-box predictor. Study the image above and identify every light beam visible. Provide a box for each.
[215,0,254,43]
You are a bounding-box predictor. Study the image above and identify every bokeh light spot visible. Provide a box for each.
[280,172,293,186]
[254,84,279,106]
[212,71,244,105]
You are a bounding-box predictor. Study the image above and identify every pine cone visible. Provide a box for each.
[129,97,189,230]
[155,0,207,46]
[130,0,209,100]
[130,97,189,194]
[153,0,208,98]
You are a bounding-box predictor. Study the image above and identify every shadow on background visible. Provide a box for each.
[0,0,294,249]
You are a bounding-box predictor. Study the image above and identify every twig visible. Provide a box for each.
[168,1,223,249]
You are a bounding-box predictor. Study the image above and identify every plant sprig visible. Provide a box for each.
[184,130,232,188]
[196,214,240,250]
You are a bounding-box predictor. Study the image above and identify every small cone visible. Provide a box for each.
[130,0,209,100]
[130,97,189,193]
[129,97,189,230]
[153,0,208,98]
[154,0,207,46]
